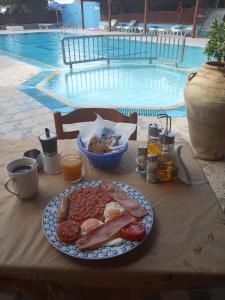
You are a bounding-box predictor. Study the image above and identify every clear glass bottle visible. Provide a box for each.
[147,123,161,155]
[137,145,148,172]
[146,154,158,183]
[156,130,175,183]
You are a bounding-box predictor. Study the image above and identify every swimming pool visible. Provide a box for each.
[0,32,207,115]
[45,64,187,109]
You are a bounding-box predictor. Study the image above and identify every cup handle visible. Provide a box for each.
[4,178,18,196]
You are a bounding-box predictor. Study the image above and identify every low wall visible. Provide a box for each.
[0,11,62,26]
[102,8,196,24]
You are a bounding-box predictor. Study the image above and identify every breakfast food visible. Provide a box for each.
[120,222,146,241]
[56,220,81,243]
[76,214,136,250]
[88,136,111,154]
[56,182,148,250]
[104,202,126,221]
[56,195,69,223]
[68,187,112,223]
[100,181,148,218]
[81,218,103,235]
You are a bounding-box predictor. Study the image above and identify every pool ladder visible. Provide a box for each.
[61,33,186,70]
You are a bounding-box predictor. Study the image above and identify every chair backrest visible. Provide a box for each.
[54,108,137,140]
[127,20,136,27]
[111,19,118,27]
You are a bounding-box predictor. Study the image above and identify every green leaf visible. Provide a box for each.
[204,20,225,62]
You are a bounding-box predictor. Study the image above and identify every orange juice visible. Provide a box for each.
[60,151,82,182]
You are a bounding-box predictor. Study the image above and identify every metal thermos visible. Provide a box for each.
[39,128,57,156]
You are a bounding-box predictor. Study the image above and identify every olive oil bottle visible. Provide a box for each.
[156,115,175,183]
[147,123,161,155]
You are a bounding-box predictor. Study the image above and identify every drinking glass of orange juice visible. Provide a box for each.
[60,150,82,183]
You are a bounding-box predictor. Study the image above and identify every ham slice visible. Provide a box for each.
[76,214,136,250]
[100,182,148,218]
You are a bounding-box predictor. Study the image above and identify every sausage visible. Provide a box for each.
[56,195,70,223]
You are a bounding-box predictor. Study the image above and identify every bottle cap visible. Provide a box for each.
[39,128,56,141]
[159,130,175,145]
[39,128,58,156]
[148,123,161,137]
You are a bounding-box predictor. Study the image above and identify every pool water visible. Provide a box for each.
[46,64,187,108]
[0,32,207,112]
[0,32,69,67]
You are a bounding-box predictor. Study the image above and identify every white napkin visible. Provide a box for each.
[79,114,136,150]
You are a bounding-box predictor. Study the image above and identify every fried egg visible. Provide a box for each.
[81,218,103,235]
[104,202,125,221]
[104,237,123,247]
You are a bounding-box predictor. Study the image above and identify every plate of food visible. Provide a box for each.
[42,180,153,260]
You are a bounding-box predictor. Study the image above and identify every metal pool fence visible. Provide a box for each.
[61,33,186,69]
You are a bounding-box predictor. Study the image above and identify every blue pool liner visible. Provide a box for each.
[20,70,73,113]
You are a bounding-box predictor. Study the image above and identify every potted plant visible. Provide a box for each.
[184,20,225,160]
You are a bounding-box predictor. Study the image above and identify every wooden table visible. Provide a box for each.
[0,138,225,300]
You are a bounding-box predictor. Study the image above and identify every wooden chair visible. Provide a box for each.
[54,108,137,140]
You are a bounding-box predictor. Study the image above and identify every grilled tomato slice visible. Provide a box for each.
[56,220,81,243]
[120,222,146,241]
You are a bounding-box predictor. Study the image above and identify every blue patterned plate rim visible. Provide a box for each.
[42,180,154,260]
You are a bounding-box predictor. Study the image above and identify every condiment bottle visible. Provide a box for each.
[39,128,61,175]
[39,128,58,156]
[137,145,148,172]
[147,123,161,155]
[156,115,175,183]
[146,154,158,183]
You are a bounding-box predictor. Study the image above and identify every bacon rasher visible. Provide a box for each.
[100,182,148,218]
[76,214,136,250]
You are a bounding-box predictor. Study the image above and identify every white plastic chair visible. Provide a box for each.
[122,20,137,32]
[99,19,118,31]
[157,27,171,35]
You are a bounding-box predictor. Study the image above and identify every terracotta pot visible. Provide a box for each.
[184,62,225,160]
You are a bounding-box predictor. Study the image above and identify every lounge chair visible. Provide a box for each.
[148,25,159,35]
[157,25,171,35]
[115,22,127,31]
[183,25,193,36]
[6,25,24,31]
[133,22,144,33]
[110,19,118,31]
[99,19,118,31]
[170,25,191,36]
[136,23,158,33]
[170,25,183,33]
[122,20,137,32]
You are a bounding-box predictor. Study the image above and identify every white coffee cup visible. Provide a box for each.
[4,157,39,199]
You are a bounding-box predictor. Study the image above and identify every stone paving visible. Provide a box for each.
[0,32,225,211]
[0,55,55,138]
